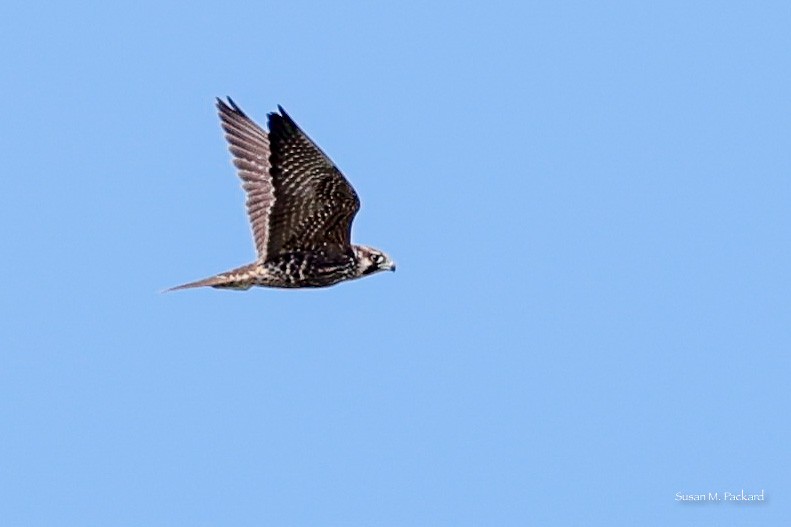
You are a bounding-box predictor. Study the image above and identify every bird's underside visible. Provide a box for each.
[169,98,394,292]
[171,246,359,290]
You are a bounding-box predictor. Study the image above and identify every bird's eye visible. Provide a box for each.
[372,254,381,263]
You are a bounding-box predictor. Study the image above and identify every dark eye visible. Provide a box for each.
[372,254,382,264]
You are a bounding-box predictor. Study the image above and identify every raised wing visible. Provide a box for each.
[217,98,275,261]
[264,105,360,256]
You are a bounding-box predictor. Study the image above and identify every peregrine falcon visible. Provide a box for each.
[169,98,395,291]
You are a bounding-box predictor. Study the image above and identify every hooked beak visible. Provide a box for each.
[384,259,396,272]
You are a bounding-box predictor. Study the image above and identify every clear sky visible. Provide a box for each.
[1,1,789,525]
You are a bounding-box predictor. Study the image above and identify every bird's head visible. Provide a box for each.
[353,245,396,276]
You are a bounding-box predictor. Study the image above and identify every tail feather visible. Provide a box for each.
[165,264,257,292]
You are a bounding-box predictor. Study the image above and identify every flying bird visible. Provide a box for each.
[169,98,395,291]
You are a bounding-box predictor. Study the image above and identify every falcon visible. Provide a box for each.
[169,98,395,291]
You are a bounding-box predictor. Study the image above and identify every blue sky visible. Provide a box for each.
[1,1,789,525]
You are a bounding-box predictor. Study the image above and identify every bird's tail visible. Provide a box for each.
[164,264,258,292]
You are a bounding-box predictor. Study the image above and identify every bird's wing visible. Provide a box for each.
[217,97,275,261]
[264,105,360,256]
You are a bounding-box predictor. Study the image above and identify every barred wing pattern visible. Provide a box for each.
[217,98,275,261]
[265,106,361,256]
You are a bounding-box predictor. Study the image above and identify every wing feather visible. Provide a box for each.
[265,106,360,255]
[216,98,274,261]
[216,99,360,261]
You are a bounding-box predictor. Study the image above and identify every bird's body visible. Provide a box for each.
[174,245,368,290]
[169,98,394,292]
